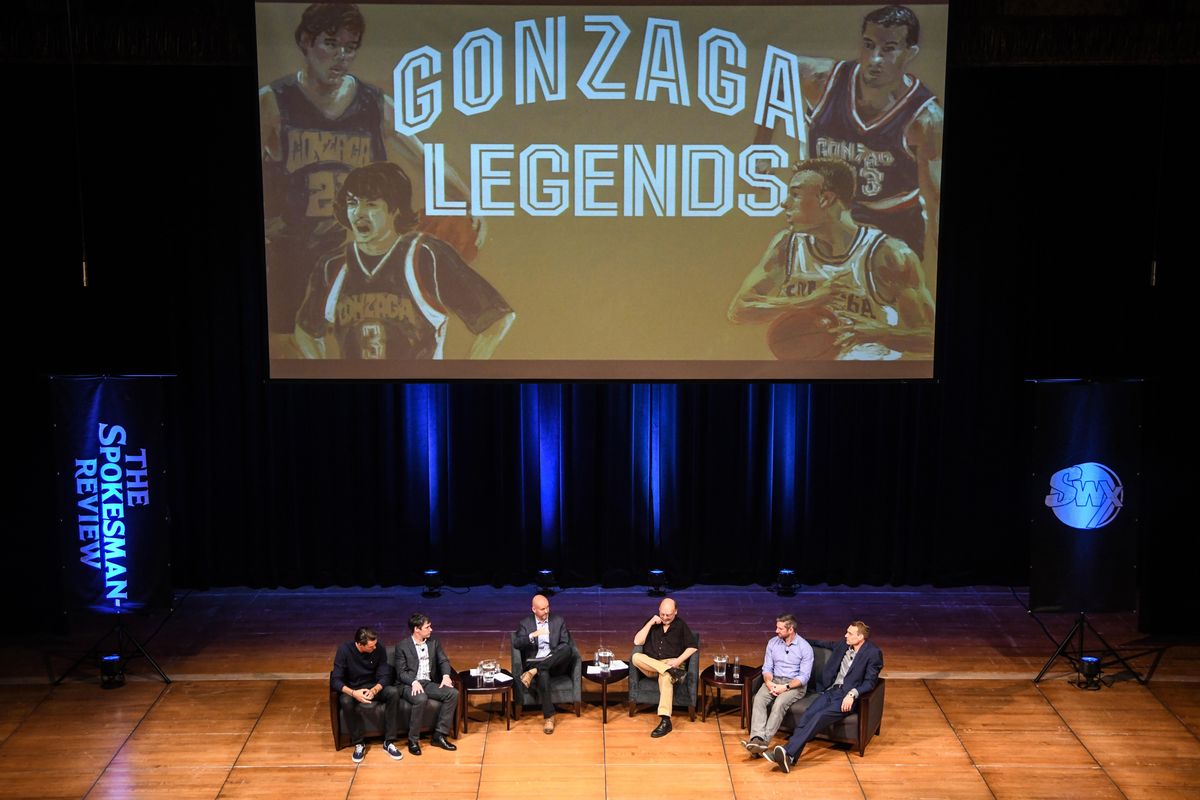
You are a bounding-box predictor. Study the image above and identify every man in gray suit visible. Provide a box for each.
[512,594,574,734]
[394,612,459,755]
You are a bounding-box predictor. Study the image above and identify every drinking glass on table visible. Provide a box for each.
[713,653,728,678]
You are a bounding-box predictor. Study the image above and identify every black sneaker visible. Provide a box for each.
[743,737,768,754]
[384,742,404,761]
[650,716,673,737]
[666,667,686,684]
[765,744,791,773]
[351,743,366,763]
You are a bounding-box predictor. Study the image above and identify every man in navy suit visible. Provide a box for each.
[394,613,459,755]
[512,593,574,734]
[765,620,883,772]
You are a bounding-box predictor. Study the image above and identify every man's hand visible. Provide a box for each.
[353,688,373,704]
[663,657,680,669]
[440,675,454,689]
[649,615,663,626]
[840,695,855,713]
[769,682,786,696]
[410,681,425,696]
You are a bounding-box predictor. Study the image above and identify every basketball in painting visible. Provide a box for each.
[766,306,842,360]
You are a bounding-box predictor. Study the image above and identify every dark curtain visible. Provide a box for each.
[9,2,1200,633]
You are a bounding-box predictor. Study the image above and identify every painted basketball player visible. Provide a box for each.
[755,5,943,294]
[294,162,514,360]
[728,158,933,361]
[260,3,480,338]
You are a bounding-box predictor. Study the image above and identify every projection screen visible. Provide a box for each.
[257,2,947,379]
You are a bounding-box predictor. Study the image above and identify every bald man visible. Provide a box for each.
[632,598,699,737]
[512,594,574,734]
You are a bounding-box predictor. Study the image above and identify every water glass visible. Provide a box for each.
[598,646,613,674]
[732,655,741,682]
[713,653,728,678]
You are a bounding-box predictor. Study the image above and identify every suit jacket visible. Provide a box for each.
[393,636,453,686]
[512,612,572,659]
[813,639,883,700]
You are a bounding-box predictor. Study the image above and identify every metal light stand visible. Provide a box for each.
[54,618,171,685]
[1033,611,1144,686]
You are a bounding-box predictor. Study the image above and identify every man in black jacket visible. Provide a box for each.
[330,626,404,763]
[394,613,460,755]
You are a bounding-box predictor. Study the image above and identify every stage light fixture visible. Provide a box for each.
[1078,655,1102,690]
[648,568,668,596]
[100,653,125,689]
[422,569,443,598]
[776,568,799,597]
[536,568,557,596]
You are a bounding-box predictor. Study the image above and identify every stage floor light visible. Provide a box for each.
[422,569,443,598]
[100,653,125,689]
[1078,655,1102,690]
[776,568,799,596]
[648,568,668,596]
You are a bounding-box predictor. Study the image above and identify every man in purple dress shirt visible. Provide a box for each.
[741,614,814,754]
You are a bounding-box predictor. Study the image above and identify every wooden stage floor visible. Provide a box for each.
[1,585,1198,799]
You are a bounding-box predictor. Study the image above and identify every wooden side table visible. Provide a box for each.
[582,660,630,723]
[700,664,760,729]
[458,668,515,732]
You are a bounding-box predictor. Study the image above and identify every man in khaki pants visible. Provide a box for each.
[632,598,698,738]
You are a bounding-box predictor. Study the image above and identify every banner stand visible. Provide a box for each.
[1032,611,1144,687]
[53,618,171,685]
[50,374,175,684]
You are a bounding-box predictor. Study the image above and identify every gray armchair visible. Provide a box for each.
[510,642,583,718]
[750,638,885,756]
[628,635,700,721]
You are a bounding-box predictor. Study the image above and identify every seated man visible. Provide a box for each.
[393,613,459,755]
[764,620,883,773]
[330,626,404,763]
[742,613,814,754]
[631,597,699,738]
[513,593,574,734]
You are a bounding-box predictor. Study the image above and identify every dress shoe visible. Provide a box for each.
[764,744,792,773]
[650,716,672,737]
[430,734,457,751]
[520,668,537,688]
[666,667,686,684]
[407,740,422,756]
[543,716,555,734]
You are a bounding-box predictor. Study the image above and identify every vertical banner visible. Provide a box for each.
[1029,381,1141,612]
[51,376,172,614]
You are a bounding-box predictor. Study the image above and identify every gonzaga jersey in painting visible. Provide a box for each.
[778,225,901,360]
[295,233,512,360]
[808,61,936,257]
[269,75,388,230]
[264,75,390,332]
